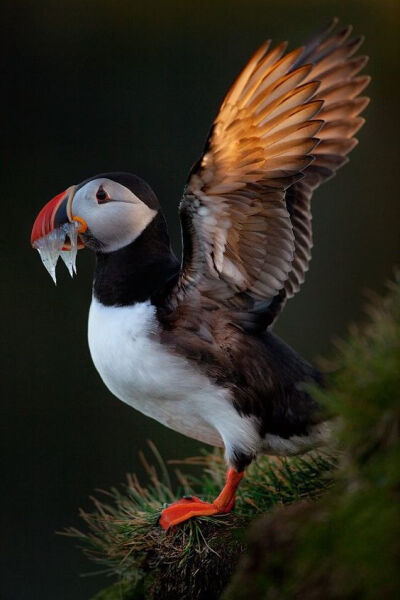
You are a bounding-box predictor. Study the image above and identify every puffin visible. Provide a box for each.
[31,19,369,530]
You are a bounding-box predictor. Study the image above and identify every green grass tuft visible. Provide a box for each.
[63,445,336,599]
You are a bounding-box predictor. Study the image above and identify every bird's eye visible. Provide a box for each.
[96,186,110,204]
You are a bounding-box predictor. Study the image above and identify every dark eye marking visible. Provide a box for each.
[96,186,111,204]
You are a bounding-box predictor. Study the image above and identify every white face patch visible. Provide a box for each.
[72,178,157,253]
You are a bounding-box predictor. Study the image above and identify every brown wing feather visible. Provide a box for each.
[172,20,369,330]
[267,22,370,325]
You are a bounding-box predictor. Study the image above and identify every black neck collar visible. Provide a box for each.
[93,212,180,307]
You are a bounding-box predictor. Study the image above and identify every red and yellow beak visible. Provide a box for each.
[31,185,86,249]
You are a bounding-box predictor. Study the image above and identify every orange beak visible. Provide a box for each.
[30,185,85,249]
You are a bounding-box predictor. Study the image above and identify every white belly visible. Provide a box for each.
[88,297,232,447]
[87,298,323,462]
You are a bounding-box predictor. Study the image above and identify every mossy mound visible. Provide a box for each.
[64,446,334,599]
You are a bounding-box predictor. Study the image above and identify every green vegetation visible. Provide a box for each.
[64,447,335,599]
[224,277,400,599]
[64,278,400,599]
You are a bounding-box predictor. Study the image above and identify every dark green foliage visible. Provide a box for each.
[224,278,400,599]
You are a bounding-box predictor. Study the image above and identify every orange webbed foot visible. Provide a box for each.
[159,468,244,530]
[159,496,221,530]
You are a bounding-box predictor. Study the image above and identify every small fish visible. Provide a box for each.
[33,221,79,284]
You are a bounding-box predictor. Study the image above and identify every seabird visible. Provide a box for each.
[31,19,369,529]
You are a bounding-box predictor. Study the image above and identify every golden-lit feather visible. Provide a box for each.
[173,20,370,327]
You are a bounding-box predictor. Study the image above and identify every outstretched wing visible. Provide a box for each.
[266,20,370,325]
[171,20,369,330]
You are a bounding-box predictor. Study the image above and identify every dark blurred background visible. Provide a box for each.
[1,0,399,598]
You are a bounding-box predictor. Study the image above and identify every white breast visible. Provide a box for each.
[88,297,261,459]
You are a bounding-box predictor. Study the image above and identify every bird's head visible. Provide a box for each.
[31,172,159,282]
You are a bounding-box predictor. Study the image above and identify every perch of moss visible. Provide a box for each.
[63,446,336,600]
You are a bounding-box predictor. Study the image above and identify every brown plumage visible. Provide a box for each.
[155,16,370,470]
[158,20,370,527]
[172,18,369,331]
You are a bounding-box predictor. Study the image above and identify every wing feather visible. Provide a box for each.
[170,20,369,330]
[268,27,370,323]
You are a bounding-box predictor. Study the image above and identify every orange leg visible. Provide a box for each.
[159,468,244,530]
